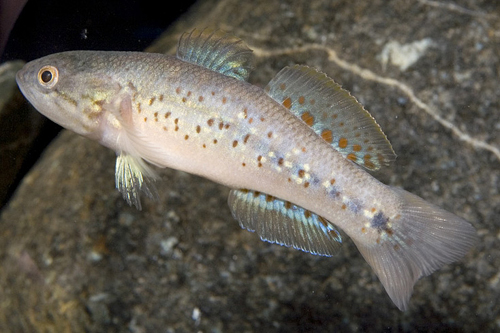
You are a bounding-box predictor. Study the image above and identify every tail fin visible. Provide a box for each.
[353,187,476,311]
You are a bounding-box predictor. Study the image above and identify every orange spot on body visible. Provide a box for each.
[233,140,238,147]
[304,182,310,188]
[154,112,158,118]
[339,137,348,149]
[353,144,362,152]
[341,204,346,210]
[321,130,333,143]
[278,158,284,165]
[243,134,250,144]
[174,118,179,124]
[304,210,312,218]
[242,163,246,167]
[361,227,366,233]
[298,169,305,178]
[165,112,171,119]
[248,118,253,124]
[207,119,214,126]
[280,83,286,90]
[222,97,227,104]
[330,178,336,185]
[371,208,377,213]
[176,87,181,94]
[213,139,218,144]
[301,112,315,126]
[267,131,273,138]
[143,117,147,122]
[163,126,167,131]
[196,125,201,133]
[243,108,248,119]
[182,97,187,103]
[184,135,189,140]
[159,94,164,101]
[219,122,224,130]
[199,96,204,102]
[149,97,155,105]
[175,126,179,131]
[282,97,292,109]
[298,96,305,104]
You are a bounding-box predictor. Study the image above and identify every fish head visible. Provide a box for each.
[16,51,123,141]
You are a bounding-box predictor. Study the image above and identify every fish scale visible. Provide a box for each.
[16,28,476,311]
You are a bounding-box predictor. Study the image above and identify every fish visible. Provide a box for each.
[16,28,476,311]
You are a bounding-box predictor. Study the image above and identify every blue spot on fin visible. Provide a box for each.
[265,65,396,170]
[176,28,254,81]
[228,189,342,256]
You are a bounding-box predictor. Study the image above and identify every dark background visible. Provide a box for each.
[2,0,196,62]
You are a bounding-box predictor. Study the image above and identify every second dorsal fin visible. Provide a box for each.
[265,65,396,170]
[176,28,254,81]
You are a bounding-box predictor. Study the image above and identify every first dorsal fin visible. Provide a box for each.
[228,189,342,256]
[265,65,396,170]
[177,28,254,81]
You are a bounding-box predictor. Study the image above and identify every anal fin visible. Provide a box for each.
[228,189,342,256]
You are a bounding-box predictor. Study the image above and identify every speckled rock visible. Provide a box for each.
[1,0,499,331]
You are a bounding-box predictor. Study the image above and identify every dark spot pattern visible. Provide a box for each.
[371,212,389,231]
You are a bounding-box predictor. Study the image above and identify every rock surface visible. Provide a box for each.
[1,0,499,331]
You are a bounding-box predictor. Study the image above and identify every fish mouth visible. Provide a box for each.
[15,62,36,101]
[15,65,27,93]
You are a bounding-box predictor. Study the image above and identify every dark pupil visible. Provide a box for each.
[41,70,52,83]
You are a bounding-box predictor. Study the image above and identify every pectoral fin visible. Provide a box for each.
[228,189,342,256]
[115,152,158,210]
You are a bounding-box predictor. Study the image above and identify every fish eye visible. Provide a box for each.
[37,65,59,88]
